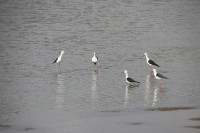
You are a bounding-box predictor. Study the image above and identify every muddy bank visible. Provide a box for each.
[145,107,197,111]
[1,108,199,133]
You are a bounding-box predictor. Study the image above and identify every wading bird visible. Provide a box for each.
[124,70,140,85]
[144,52,160,72]
[92,52,98,71]
[153,69,168,86]
[52,51,64,73]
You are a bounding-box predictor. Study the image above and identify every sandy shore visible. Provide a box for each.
[67,108,200,133]
[0,108,200,133]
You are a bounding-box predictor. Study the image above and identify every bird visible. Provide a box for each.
[92,52,98,71]
[153,69,168,86]
[124,70,140,85]
[144,52,160,72]
[52,50,64,73]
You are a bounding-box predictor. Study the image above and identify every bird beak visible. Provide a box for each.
[138,55,144,59]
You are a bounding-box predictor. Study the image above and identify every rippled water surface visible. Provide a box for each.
[0,0,200,132]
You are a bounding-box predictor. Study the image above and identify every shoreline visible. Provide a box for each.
[0,107,200,133]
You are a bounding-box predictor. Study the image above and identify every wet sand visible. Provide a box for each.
[1,108,199,133]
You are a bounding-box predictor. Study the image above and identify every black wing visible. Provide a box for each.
[52,58,58,64]
[127,77,140,83]
[148,59,160,67]
[157,73,168,79]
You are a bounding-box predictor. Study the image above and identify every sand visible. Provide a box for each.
[0,108,199,133]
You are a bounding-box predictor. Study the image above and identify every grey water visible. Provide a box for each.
[0,0,200,132]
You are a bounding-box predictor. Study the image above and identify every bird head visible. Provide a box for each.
[153,69,157,73]
[124,70,128,74]
[61,51,64,54]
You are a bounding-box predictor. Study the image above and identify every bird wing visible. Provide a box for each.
[157,73,168,79]
[149,59,160,67]
[127,77,140,83]
[52,58,58,64]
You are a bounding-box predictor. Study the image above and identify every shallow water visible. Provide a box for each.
[0,0,200,132]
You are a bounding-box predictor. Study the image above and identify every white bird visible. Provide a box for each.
[124,70,140,85]
[144,53,160,72]
[92,52,98,71]
[52,51,64,73]
[153,69,168,86]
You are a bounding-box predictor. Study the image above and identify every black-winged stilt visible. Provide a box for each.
[144,53,160,72]
[153,69,168,86]
[52,51,64,73]
[124,70,140,85]
[92,52,98,71]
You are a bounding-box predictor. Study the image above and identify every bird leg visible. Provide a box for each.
[150,66,153,72]
[59,62,61,73]
[58,63,59,73]
[150,70,153,75]
[159,80,161,87]
[94,64,98,72]
[58,63,61,74]
[96,64,98,71]
[93,64,95,71]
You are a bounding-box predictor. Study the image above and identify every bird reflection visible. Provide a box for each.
[124,84,138,107]
[56,74,65,110]
[146,72,153,89]
[152,86,161,106]
[91,71,98,108]
[124,85,129,107]
[144,73,153,105]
